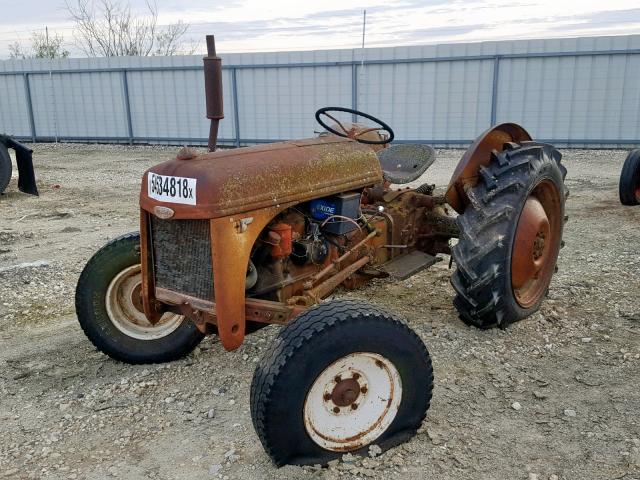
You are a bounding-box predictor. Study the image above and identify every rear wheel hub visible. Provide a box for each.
[511,180,562,308]
[512,196,550,288]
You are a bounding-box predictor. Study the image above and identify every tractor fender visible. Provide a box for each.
[445,123,531,214]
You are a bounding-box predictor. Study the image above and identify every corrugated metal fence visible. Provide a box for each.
[1,34,639,148]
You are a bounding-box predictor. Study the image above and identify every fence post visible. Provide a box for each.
[122,70,134,144]
[231,68,241,147]
[351,63,358,122]
[490,56,500,126]
[23,73,36,142]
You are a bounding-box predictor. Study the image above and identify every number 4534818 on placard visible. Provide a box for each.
[148,173,197,205]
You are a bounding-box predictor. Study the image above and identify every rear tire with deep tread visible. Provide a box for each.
[451,142,567,328]
[250,299,433,466]
[0,143,12,194]
[619,149,640,206]
[75,232,205,364]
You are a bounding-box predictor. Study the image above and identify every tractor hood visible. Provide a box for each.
[140,136,383,219]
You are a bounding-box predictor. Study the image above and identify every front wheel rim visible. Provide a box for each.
[105,264,183,340]
[303,352,402,452]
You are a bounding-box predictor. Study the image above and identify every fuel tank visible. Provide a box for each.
[140,136,383,219]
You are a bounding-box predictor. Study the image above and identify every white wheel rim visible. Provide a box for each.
[105,264,183,340]
[303,352,402,452]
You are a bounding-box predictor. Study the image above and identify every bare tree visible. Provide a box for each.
[66,0,190,57]
[8,30,70,59]
[154,21,190,56]
[8,42,27,59]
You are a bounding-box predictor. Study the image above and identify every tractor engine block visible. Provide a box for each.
[247,188,457,304]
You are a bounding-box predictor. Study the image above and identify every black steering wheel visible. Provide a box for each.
[315,107,394,145]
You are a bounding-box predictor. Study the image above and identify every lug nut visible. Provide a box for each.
[334,375,341,383]
[352,373,360,380]
[351,403,358,410]
[323,393,331,401]
[333,407,340,414]
[361,386,368,394]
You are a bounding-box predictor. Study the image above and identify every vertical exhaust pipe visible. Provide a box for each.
[204,35,224,151]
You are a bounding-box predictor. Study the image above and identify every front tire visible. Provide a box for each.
[75,232,204,364]
[451,142,567,328]
[250,299,433,466]
[619,149,640,206]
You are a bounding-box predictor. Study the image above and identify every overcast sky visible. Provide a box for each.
[1,0,640,58]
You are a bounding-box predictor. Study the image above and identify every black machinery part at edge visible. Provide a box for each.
[0,134,38,196]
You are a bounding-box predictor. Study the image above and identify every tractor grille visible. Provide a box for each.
[150,217,214,301]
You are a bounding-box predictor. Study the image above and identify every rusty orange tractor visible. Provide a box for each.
[75,36,567,466]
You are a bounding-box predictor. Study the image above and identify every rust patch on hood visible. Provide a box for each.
[140,136,383,219]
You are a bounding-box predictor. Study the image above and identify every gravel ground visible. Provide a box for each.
[0,143,639,480]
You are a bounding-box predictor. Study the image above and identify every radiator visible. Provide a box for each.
[150,217,214,301]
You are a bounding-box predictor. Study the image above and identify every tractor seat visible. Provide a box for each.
[377,144,435,184]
